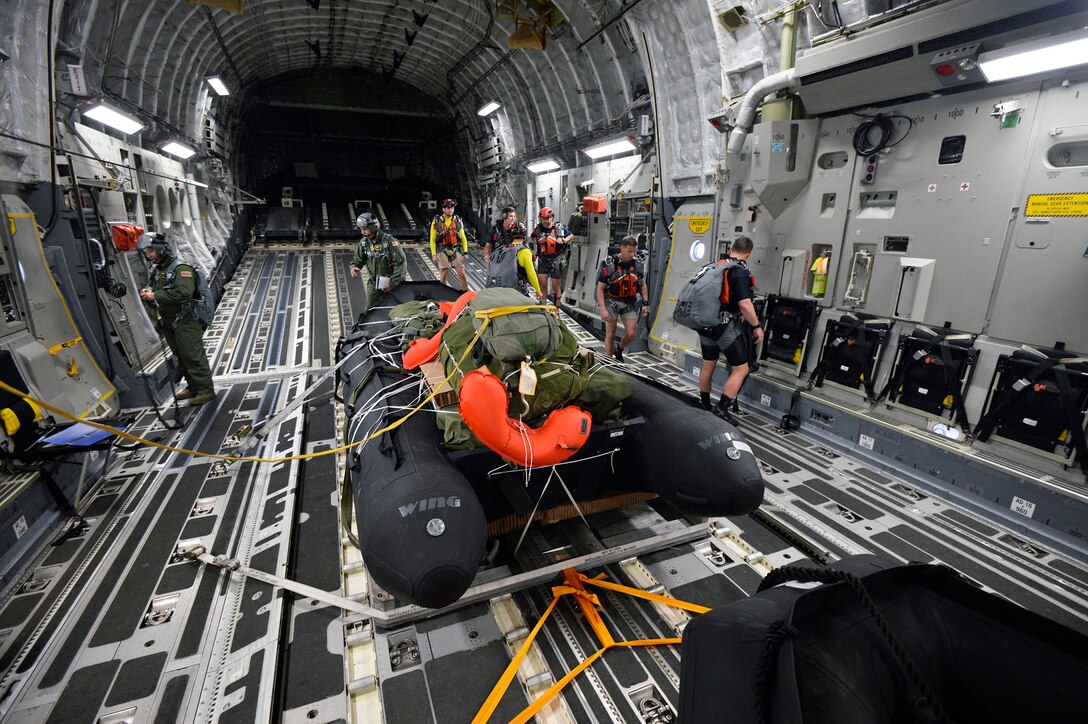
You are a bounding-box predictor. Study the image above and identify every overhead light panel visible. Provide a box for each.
[979,28,1088,83]
[161,141,197,160]
[477,101,501,117]
[206,75,230,96]
[83,102,144,135]
[584,138,637,159]
[527,158,560,173]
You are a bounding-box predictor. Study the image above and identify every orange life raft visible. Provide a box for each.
[402,290,477,370]
[458,367,591,468]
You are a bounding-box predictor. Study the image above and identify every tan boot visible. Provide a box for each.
[175,388,195,400]
[189,392,216,406]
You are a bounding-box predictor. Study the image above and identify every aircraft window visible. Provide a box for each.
[1047,141,1088,168]
[690,240,706,262]
[938,135,966,165]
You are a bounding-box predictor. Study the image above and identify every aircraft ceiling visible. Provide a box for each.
[1,0,882,194]
[55,2,646,175]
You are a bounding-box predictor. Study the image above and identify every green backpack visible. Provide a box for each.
[468,288,561,362]
[165,258,215,330]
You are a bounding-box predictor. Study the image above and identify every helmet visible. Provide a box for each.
[356,213,380,232]
[136,232,171,256]
[441,198,456,208]
[539,207,554,220]
[511,223,527,239]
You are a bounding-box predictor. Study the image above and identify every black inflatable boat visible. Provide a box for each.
[337,282,764,608]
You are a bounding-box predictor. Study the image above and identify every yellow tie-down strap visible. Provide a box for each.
[48,337,83,355]
[473,568,711,723]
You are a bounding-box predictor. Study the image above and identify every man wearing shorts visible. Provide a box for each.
[596,236,648,362]
[429,198,469,291]
[697,236,763,423]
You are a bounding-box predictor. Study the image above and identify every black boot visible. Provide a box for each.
[713,395,739,424]
[699,392,713,411]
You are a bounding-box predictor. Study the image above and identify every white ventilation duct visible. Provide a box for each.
[726,69,799,155]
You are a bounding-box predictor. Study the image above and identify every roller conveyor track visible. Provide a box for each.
[0,244,1084,723]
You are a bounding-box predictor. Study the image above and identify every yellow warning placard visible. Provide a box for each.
[688,217,712,234]
[1025,193,1088,217]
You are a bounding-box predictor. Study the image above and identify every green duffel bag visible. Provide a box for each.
[389,299,445,339]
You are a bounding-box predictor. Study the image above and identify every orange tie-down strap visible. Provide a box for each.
[473,568,712,724]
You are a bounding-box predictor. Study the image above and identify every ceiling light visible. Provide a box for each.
[206,75,230,96]
[979,28,1088,83]
[477,101,501,117]
[83,102,144,135]
[527,158,560,173]
[584,138,637,159]
[161,141,197,160]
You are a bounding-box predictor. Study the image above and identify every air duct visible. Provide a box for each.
[725,69,799,155]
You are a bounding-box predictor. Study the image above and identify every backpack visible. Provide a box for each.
[485,243,525,289]
[673,259,736,330]
[165,258,215,330]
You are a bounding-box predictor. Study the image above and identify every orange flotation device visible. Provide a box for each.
[402,290,477,370]
[458,367,591,468]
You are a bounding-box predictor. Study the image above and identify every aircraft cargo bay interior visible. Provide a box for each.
[0,1,1087,722]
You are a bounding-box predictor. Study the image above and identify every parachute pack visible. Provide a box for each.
[165,259,215,330]
[673,259,736,330]
[485,243,526,289]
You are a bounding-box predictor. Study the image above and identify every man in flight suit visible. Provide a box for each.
[350,212,407,311]
[136,232,216,406]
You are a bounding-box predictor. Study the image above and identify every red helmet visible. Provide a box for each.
[539,207,554,220]
[511,223,528,239]
[441,198,456,208]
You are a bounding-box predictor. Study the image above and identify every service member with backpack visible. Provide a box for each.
[673,236,763,422]
[484,224,543,299]
[137,232,216,406]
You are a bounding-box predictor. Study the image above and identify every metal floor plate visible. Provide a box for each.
[0,246,1084,723]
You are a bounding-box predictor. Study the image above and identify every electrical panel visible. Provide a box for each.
[608,194,652,241]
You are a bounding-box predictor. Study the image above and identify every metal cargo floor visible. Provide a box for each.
[0,246,1085,723]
